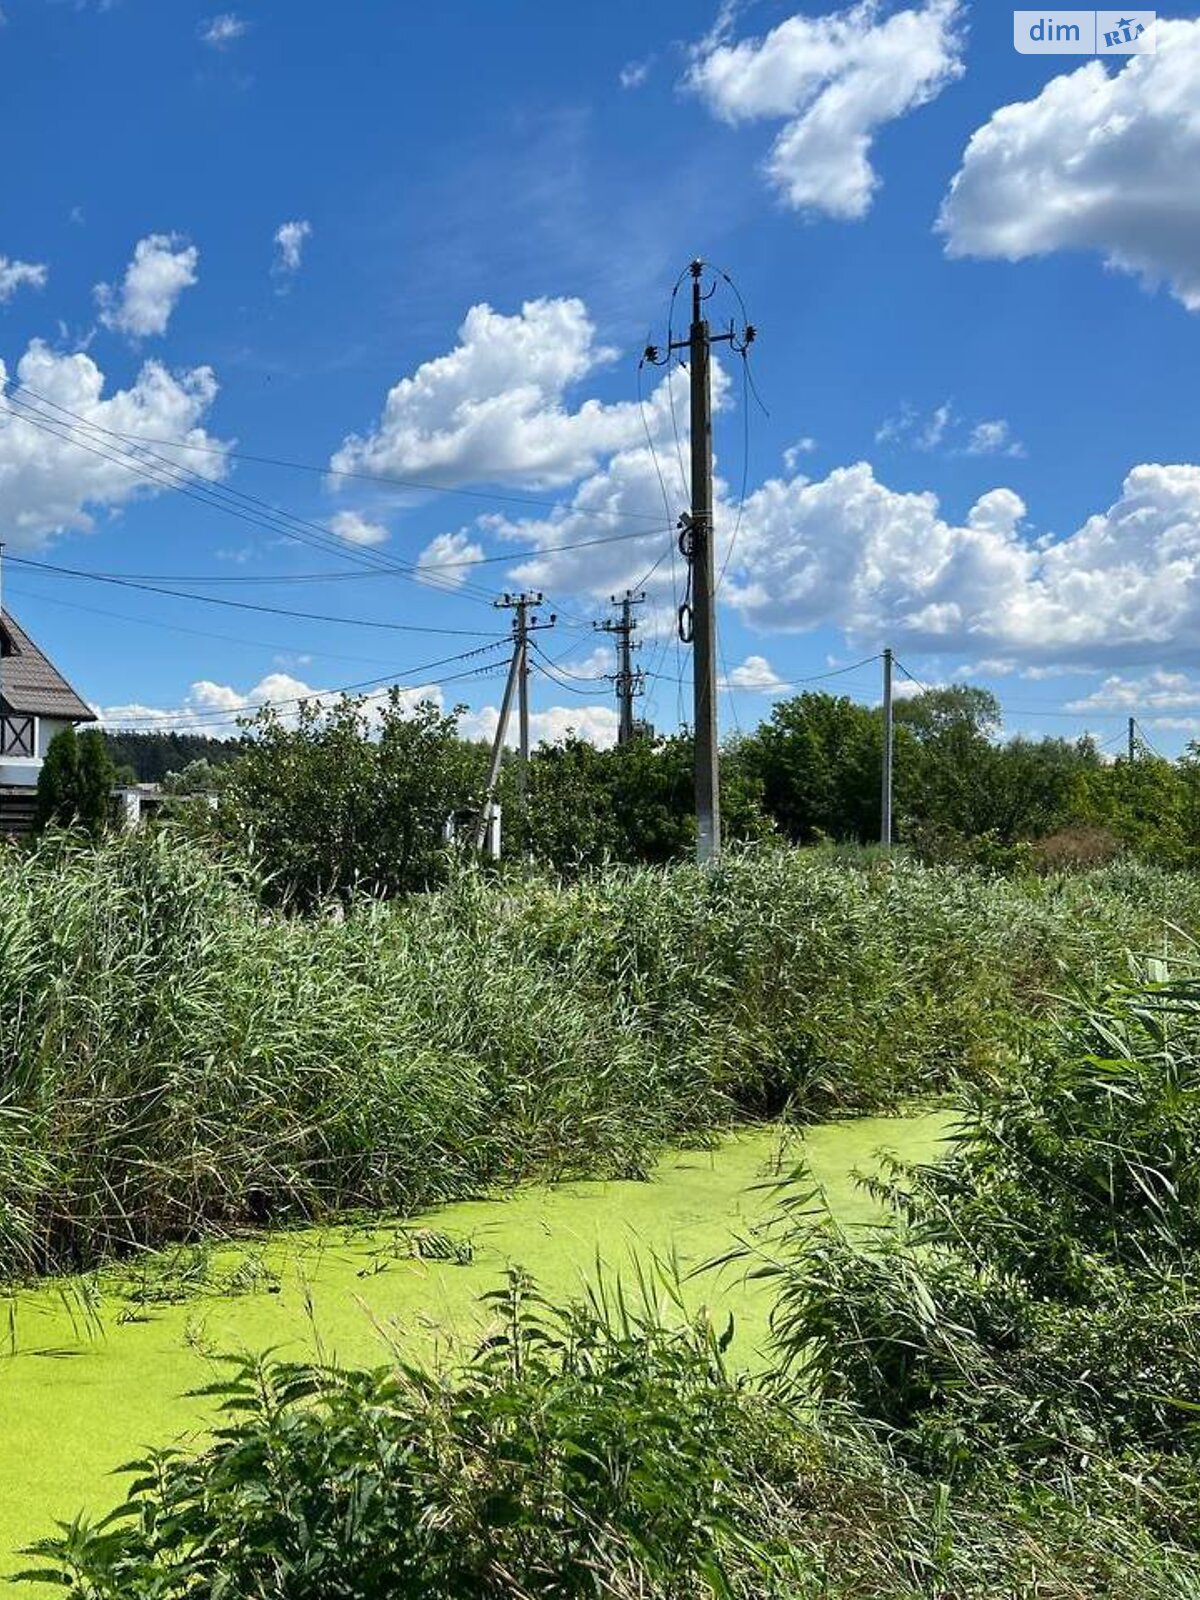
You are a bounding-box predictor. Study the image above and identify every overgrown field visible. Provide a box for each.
[26,971,1200,1597]
[2,829,1198,1278]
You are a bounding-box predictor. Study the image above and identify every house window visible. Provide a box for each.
[0,713,35,757]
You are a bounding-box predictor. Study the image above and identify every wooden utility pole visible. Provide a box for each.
[596,590,644,746]
[881,647,894,848]
[474,636,521,853]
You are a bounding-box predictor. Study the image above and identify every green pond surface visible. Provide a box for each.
[0,1112,947,1580]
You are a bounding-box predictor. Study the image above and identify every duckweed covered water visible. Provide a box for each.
[0,1113,946,1577]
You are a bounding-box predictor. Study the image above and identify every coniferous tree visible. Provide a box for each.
[76,728,117,835]
[35,726,81,832]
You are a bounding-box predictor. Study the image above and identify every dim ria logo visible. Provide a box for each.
[1014,11,1156,53]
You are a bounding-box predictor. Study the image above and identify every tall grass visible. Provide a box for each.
[737,963,1200,1586]
[2,830,1198,1278]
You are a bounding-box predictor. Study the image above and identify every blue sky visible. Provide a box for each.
[2,0,1199,752]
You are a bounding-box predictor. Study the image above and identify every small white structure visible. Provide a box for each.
[1,608,96,836]
[443,802,502,859]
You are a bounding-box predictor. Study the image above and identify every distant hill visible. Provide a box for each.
[102,730,244,784]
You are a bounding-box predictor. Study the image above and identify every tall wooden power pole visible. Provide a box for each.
[881,647,894,848]
[596,590,644,746]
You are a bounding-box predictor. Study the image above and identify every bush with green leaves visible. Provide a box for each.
[23,1268,1200,1599]
[215,691,487,907]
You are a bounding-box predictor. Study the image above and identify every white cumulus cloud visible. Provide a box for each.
[0,257,48,303]
[0,339,228,548]
[98,673,447,739]
[459,703,620,750]
[966,419,1024,458]
[416,529,486,589]
[876,402,1024,457]
[330,297,649,489]
[783,437,818,469]
[686,0,966,219]
[940,18,1200,311]
[726,460,1200,670]
[720,655,786,691]
[1066,671,1200,714]
[329,509,388,547]
[95,234,199,339]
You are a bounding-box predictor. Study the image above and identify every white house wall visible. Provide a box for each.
[37,717,74,758]
[2,718,80,788]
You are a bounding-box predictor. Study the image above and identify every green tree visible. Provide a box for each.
[895,686,1002,840]
[76,728,117,835]
[737,693,883,843]
[510,730,767,871]
[34,725,81,833]
[218,691,486,906]
[1074,753,1187,862]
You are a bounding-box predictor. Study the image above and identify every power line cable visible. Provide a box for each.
[0,518,673,589]
[44,420,672,525]
[2,580,435,668]
[1,384,502,606]
[4,553,505,638]
[101,642,512,729]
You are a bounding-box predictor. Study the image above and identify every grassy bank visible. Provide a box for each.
[1,830,1197,1277]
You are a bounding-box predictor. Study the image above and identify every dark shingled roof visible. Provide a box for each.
[0,610,94,722]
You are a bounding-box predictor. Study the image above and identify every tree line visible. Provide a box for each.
[30,684,1200,899]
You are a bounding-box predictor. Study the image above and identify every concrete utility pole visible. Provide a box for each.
[474,592,555,851]
[497,591,554,801]
[646,259,755,864]
[1128,716,1137,764]
[596,590,645,746]
[685,262,721,864]
[881,647,894,848]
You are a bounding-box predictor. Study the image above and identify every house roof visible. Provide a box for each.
[0,610,95,722]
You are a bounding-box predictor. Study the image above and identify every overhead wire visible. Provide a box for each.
[100,639,513,729]
[50,420,672,524]
[4,553,505,638]
[0,519,675,588]
[0,382,503,607]
[2,579,438,668]
[529,640,611,699]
